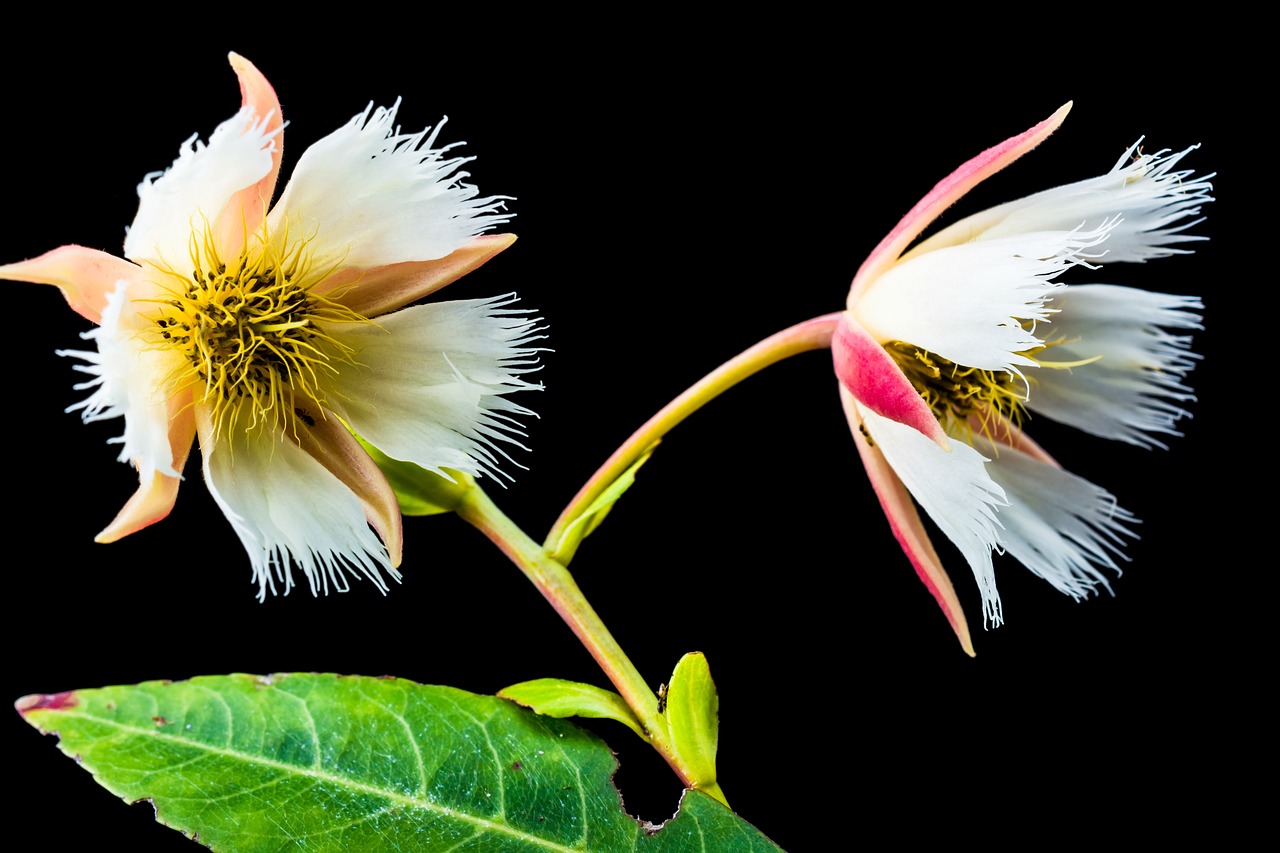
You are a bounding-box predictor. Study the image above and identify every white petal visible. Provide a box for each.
[200,420,399,600]
[124,106,279,266]
[858,402,1009,627]
[914,143,1213,263]
[1029,284,1202,448]
[57,280,182,481]
[267,104,511,270]
[325,294,544,482]
[856,224,1112,376]
[975,435,1137,600]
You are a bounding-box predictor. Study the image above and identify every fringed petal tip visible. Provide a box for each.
[978,434,1137,604]
[326,293,546,488]
[267,103,514,271]
[1027,284,1204,448]
[1095,141,1215,263]
[196,410,400,602]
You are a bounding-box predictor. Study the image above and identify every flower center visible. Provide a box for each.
[151,231,364,436]
[884,341,1030,435]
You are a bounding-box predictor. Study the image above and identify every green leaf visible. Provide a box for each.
[665,653,722,803]
[499,678,648,741]
[549,443,658,564]
[358,437,475,516]
[17,673,779,852]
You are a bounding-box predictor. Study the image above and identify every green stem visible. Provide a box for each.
[546,312,841,550]
[455,311,841,801]
[455,485,684,776]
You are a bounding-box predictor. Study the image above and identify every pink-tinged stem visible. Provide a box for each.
[454,486,701,791]
[457,313,842,796]
[547,312,843,549]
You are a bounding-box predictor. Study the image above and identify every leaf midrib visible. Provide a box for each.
[41,708,594,853]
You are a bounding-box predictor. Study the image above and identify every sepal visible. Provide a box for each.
[357,437,476,516]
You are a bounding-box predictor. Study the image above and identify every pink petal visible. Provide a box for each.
[95,390,196,543]
[973,411,1062,468]
[0,245,144,324]
[316,233,517,318]
[848,103,1072,304]
[224,53,284,241]
[841,386,975,656]
[832,312,948,448]
[289,408,405,568]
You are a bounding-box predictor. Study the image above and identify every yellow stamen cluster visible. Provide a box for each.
[151,229,364,437]
[884,341,1030,437]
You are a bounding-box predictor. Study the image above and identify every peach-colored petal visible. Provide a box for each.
[224,52,284,244]
[831,312,948,448]
[0,245,144,324]
[289,407,404,568]
[95,389,196,543]
[841,386,974,656]
[317,233,517,318]
[848,103,1072,304]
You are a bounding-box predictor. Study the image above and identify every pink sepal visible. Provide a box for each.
[841,386,975,656]
[974,411,1061,468]
[832,312,948,449]
[849,103,1072,304]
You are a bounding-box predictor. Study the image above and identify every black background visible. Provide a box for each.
[4,21,1252,851]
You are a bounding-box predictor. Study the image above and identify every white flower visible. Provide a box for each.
[832,103,1211,652]
[1,54,542,598]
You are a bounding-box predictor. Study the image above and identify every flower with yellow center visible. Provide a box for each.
[1,54,542,598]
[833,104,1212,652]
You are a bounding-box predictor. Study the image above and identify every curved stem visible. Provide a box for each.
[456,312,842,800]
[546,312,842,550]
[455,485,687,778]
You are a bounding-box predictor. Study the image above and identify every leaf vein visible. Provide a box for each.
[49,709,587,853]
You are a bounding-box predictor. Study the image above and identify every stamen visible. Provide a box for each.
[884,341,1030,437]
[885,336,1094,443]
[147,224,368,440]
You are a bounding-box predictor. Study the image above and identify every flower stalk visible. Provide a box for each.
[454,485,687,774]
[457,314,846,801]
[546,312,842,552]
